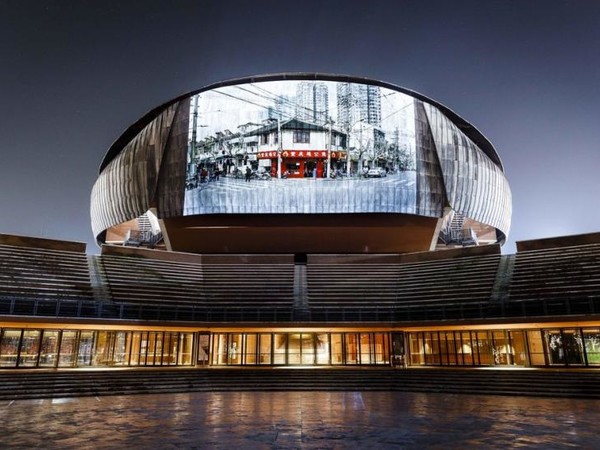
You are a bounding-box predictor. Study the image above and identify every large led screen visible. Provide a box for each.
[184,79,418,215]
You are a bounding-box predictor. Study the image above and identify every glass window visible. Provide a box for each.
[154,332,164,366]
[374,333,389,365]
[197,334,209,366]
[93,331,111,366]
[0,329,21,368]
[39,330,60,368]
[409,333,424,365]
[509,331,528,366]
[19,330,41,367]
[439,332,450,365]
[130,332,142,366]
[526,330,546,366]
[259,334,272,365]
[227,334,242,365]
[444,331,458,365]
[492,331,513,365]
[345,333,359,365]
[212,333,227,365]
[178,333,194,366]
[58,330,78,367]
[458,331,474,366]
[360,333,372,365]
[146,331,162,366]
[562,329,584,365]
[285,161,301,175]
[424,332,440,365]
[583,329,600,366]
[544,330,565,365]
[273,334,287,365]
[113,332,129,366]
[287,334,301,365]
[245,334,257,365]
[78,331,94,366]
[330,333,343,365]
[293,130,310,143]
[391,333,406,367]
[161,332,172,366]
[315,333,329,365]
[475,331,492,365]
[301,333,315,365]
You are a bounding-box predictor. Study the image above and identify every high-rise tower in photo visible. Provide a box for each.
[295,81,329,124]
[363,84,382,126]
[337,83,382,127]
[267,95,295,121]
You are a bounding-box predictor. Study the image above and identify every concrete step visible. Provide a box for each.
[1,368,599,401]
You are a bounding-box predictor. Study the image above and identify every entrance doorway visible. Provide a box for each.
[197,333,210,366]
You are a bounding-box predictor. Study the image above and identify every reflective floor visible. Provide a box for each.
[1,391,598,449]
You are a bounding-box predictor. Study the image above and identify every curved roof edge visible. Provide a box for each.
[100,72,503,173]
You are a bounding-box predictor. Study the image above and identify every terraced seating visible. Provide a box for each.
[201,264,295,306]
[0,244,94,313]
[506,243,600,316]
[99,254,206,305]
[307,254,501,320]
[99,254,295,311]
[3,232,600,324]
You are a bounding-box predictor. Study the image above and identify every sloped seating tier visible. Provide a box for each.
[508,244,600,303]
[0,244,94,302]
[306,254,501,308]
[99,254,295,307]
[2,236,600,323]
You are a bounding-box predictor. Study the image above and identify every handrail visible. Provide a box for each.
[0,296,598,323]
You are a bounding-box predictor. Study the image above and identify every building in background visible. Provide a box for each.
[337,82,382,128]
[295,81,329,125]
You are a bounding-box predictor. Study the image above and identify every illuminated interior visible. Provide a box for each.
[3,325,600,369]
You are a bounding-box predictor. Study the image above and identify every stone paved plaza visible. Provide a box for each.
[1,391,598,449]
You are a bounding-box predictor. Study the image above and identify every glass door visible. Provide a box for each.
[197,333,210,366]
[391,333,405,367]
[58,331,78,367]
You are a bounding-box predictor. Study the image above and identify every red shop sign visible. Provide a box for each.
[281,150,327,159]
[257,150,346,159]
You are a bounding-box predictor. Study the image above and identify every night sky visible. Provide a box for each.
[1,0,599,254]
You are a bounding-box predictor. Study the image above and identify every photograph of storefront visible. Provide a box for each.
[254,118,348,179]
[184,79,410,186]
[181,79,422,218]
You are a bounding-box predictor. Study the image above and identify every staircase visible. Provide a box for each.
[292,262,310,321]
[1,368,599,401]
